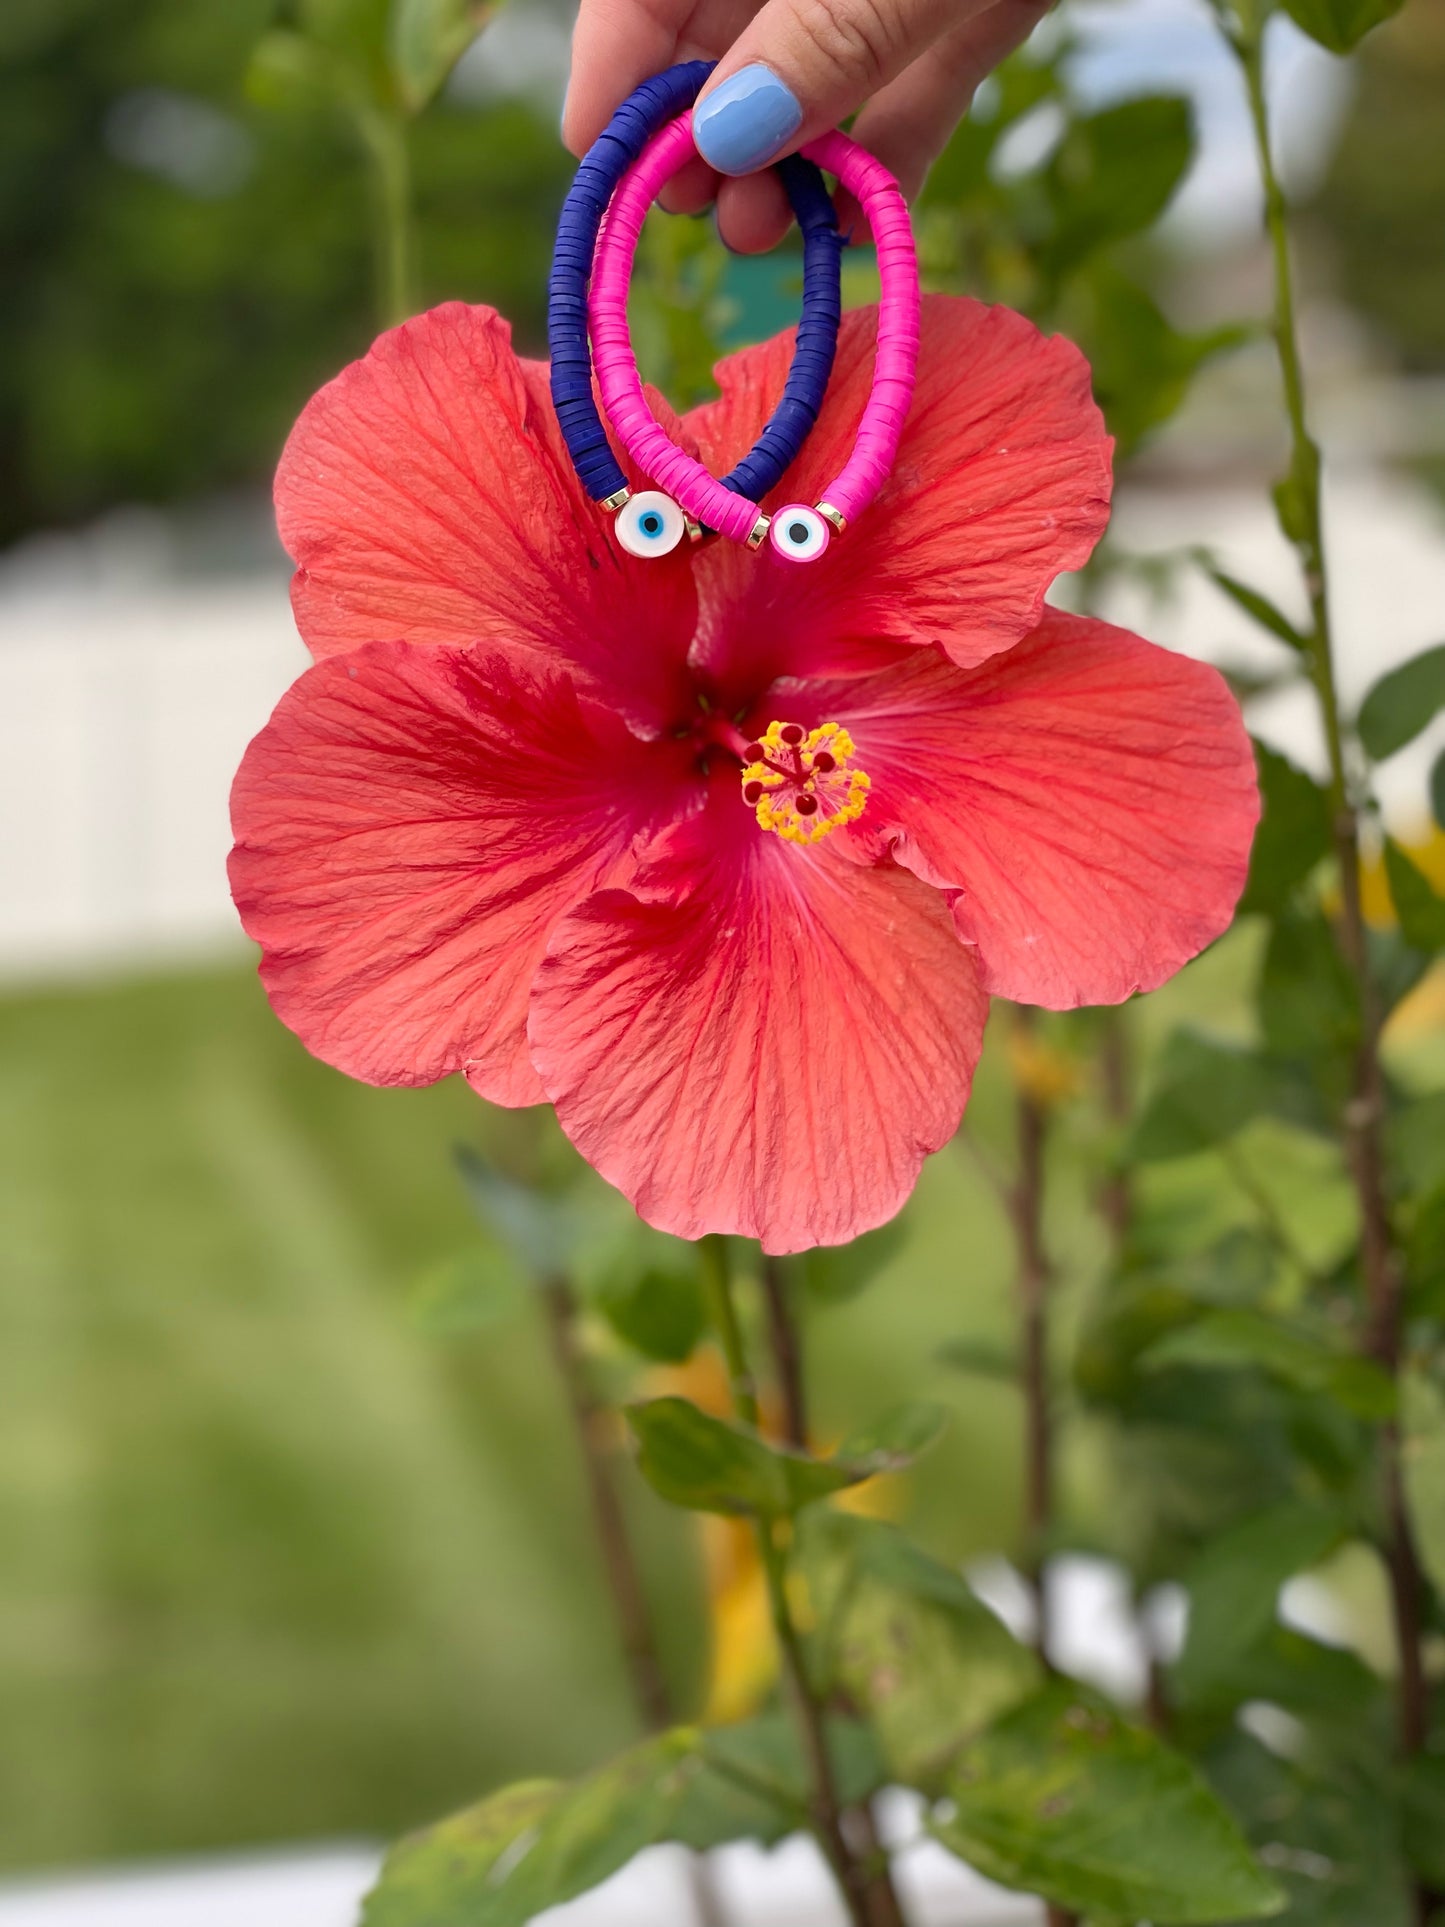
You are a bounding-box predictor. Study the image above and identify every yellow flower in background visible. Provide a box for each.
[1364,826,1445,1040]
[1005,1026,1082,1109]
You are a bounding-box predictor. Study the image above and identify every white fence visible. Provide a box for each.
[1,467,1442,984]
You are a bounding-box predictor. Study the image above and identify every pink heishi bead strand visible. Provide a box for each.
[589,112,920,549]
[801,129,919,527]
[591,117,756,541]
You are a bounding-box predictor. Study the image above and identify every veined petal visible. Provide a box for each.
[276,303,697,733]
[686,297,1112,697]
[229,643,695,1105]
[527,787,989,1253]
[804,610,1258,1008]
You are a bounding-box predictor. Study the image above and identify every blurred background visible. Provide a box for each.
[2,0,1444,1900]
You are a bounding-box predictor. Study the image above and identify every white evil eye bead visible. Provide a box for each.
[769,504,830,563]
[615,491,686,559]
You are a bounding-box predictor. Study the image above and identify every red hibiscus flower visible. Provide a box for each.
[229,297,1258,1253]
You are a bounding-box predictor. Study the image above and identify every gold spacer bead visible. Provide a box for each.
[746,513,772,550]
[686,517,719,546]
[600,487,632,513]
[816,501,847,536]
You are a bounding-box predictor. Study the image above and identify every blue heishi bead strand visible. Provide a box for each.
[548,62,844,506]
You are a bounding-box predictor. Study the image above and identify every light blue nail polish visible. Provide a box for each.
[693,64,803,176]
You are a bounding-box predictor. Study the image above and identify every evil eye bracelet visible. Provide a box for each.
[591,114,920,564]
[549,62,844,558]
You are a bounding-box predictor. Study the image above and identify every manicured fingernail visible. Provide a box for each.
[693,65,803,176]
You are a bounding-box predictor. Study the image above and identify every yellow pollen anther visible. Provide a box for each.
[740,721,871,846]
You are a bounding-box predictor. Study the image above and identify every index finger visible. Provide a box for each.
[562,0,697,156]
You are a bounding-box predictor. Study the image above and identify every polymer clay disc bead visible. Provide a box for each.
[548,62,843,517]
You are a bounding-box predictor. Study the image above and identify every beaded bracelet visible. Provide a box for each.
[590,113,920,563]
[548,62,844,558]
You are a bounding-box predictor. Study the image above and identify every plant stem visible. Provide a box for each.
[1012,1015,1056,1664]
[1098,1009,1133,1253]
[755,1255,910,1927]
[698,1238,900,1927]
[542,1276,730,1927]
[1235,9,1430,1790]
[761,1257,808,1450]
[1005,1016,1076,1927]
[360,107,415,327]
[542,1277,674,1733]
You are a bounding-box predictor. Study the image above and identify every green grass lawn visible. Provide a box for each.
[0,955,1020,1871]
[0,935,1274,1871]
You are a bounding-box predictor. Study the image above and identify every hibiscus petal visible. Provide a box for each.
[805,609,1258,1008]
[229,643,695,1106]
[528,791,989,1253]
[276,302,697,732]
[686,296,1112,696]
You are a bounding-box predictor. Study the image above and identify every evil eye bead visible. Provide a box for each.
[616,491,686,559]
[769,504,830,564]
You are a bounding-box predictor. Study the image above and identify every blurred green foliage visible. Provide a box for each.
[1316,0,1445,370]
[917,45,1244,461]
[0,0,570,544]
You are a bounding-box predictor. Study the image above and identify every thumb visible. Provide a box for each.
[693,0,978,176]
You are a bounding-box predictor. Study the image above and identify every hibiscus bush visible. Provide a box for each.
[228,0,1445,1922]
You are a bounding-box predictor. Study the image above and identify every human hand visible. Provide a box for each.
[562,0,1052,253]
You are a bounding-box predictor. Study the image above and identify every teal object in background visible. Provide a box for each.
[718,252,810,349]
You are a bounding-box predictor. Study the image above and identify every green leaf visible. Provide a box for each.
[1207,571,1311,654]
[1391,1092,1445,1197]
[245,27,348,112]
[1074,1279,1206,1406]
[782,1216,906,1304]
[1174,1501,1344,1701]
[833,1399,948,1476]
[363,1723,840,1927]
[626,1398,939,1520]
[1259,910,1361,1113]
[301,0,390,61]
[1144,1309,1397,1420]
[1129,1029,1318,1161]
[1043,97,1194,273]
[1407,1182,1445,1316]
[362,1777,563,1926]
[1206,1729,1414,1925]
[700,1709,885,1824]
[1282,0,1404,54]
[1177,1623,1381,1722]
[595,1265,705,1364]
[800,1513,1041,1790]
[627,1398,850,1517]
[1069,271,1245,459]
[298,0,395,105]
[1402,1752,1445,1889]
[390,0,496,113]
[408,1249,522,1334]
[1402,1369,1445,1597]
[1431,747,1445,832]
[454,1148,583,1280]
[1358,645,1445,760]
[936,1335,1019,1382]
[1238,743,1333,915]
[932,1683,1284,1922]
[1385,839,1445,953]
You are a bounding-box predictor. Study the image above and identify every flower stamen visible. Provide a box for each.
[741,721,870,846]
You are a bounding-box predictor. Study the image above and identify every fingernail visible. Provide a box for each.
[693,64,802,177]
